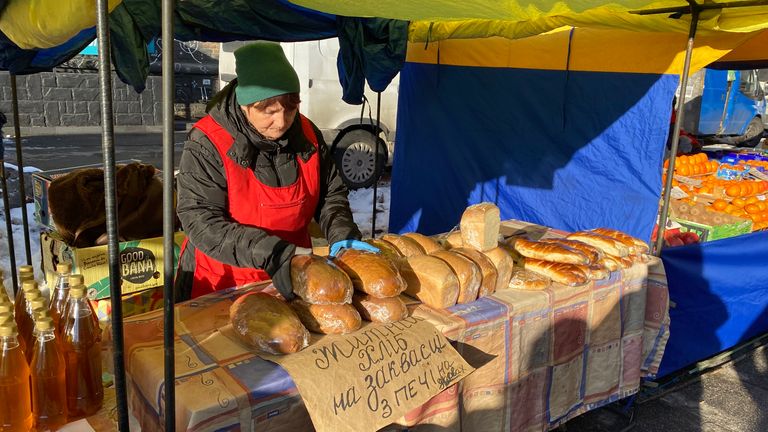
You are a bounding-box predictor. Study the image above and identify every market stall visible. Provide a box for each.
[117,219,668,431]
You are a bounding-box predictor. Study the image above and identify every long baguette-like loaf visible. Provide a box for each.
[606,254,633,269]
[509,269,551,290]
[452,247,498,297]
[290,300,362,335]
[588,265,609,280]
[335,249,406,298]
[592,227,649,254]
[524,259,589,286]
[403,232,444,254]
[484,247,514,292]
[291,255,353,304]
[352,293,409,323]
[598,256,619,272]
[539,238,602,264]
[565,231,629,257]
[401,255,460,309]
[513,238,590,265]
[460,203,500,252]
[230,293,309,354]
[431,250,481,304]
[381,234,427,257]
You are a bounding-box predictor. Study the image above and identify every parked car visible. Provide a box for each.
[682,68,766,147]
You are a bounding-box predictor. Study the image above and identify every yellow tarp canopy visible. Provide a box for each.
[290,0,768,41]
[0,0,122,50]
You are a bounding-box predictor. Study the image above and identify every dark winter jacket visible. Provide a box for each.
[175,81,361,301]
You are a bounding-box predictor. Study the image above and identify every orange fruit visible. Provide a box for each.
[745,196,760,205]
[726,185,741,197]
[757,202,767,211]
[745,204,761,214]
[679,165,691,176]
[692,165,701,175]
[733,197,748,208]
[740,184,751,196]
[712,199,728,211]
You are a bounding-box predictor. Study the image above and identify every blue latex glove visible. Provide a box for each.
[329,239,380,257]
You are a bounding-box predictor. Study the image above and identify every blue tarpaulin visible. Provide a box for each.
[390,61,677,241]
[658,231,768,376]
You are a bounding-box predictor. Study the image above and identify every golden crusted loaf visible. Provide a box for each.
[431,250,481,304]
[291,300,362,335]
[290,255,353,304]
[230,292,309,355]
[335,249,406,298]
[352,293,410,323]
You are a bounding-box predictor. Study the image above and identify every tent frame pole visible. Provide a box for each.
[0,127,18,296]
[654,3,700,255]
[161,0,176,428]
[95,0,129,428]
[371,92,382,237]
[9,75,32,266]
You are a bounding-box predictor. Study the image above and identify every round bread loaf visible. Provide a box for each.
[381,234,426,257]
[229,292,309,354]
[403,232,444,254]
[335,249,406,298]
[353,293,409,323]
[291,300,362,335]
[365,238,404,259]
[291,254,353,304]
[508,269,551,291]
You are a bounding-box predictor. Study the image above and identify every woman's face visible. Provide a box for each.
[242,101,297,141]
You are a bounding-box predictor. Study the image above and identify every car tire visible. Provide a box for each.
[333,129,387,190]
[735,117,764,147]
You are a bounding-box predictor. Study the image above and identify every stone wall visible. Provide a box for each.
[0,72,164,128]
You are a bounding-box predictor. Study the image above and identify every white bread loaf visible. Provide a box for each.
[431,250,481,304]
[403,232,444,254]
[441,231,463,249]
[460,203,501,252]
[401,255,460,309]
[381,234,427,257]
[513,238,590,265]
[523,259,589,286]
[483,247,514,292]
[452,247,498,297]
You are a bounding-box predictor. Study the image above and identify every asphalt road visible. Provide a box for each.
[2,130,189,171]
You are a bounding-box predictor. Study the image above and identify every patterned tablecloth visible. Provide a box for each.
[121,220,670,432]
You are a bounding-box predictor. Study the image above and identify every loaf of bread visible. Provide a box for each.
[509,269,551,290]
[565,231,629,257]
[441,231,463,249]
[381,234,427,257]
[365,238,404,259]
[230,293,310,354]
[401,255,460,309]
[452,247,498,297]
[291,255,353,304]
[539,238,602,264]
[513,238,590,265]
[598,256,619,272]
[403,232,444,254]
[335,249,406,298]
[352,293,409,323]
[291,300,362,335]
[588,265,609,280]
[484,247,514,292]
[592,227,649,254]
[431,250,481,304]
[460,203,501,252]
[523,259,589,286]
[606,254,633,269]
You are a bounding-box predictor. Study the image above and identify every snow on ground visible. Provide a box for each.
[347,183,391,238]
[0,203,44,298]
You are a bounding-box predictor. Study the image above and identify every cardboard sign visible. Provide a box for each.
[674,175,702,187]
[748,167,768,182]
[266,316,473,432]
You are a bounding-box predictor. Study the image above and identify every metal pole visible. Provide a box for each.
[161,0,176,428]
[654,6,700,255]
[10,75,32,265]
[0,138,18,296]
[371,92,382,237]
[95,0,129,429]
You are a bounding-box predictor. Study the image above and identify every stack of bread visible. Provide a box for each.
[504,227,650,289]
[334,249,410,323]
[289,255,362,335]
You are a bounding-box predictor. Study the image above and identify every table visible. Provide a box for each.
[122,220,670,431]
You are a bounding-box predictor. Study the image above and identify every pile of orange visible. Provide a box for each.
[736,159,768,170]
[709,196,768,230]
[723,180,768,197]
[669,153,718,176]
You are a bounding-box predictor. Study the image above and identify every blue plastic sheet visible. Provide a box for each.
[389,62,677,241]
[658,231,768,376]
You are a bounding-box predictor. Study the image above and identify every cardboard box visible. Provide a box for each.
[673,217,753,242]
[32,159,142,231]
[41,231,186,300]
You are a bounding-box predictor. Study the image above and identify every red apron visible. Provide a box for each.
[181,114,320,298]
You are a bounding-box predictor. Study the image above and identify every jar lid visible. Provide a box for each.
[68,274,85,287]
[21,280,38,292]
[0,324,17,337]
[34,317,54,331]
[56,263,72,274]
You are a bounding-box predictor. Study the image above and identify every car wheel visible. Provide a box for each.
[736,117,764,147]
[333,129,387,190]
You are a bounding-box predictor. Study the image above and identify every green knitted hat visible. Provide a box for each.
[234,42,300,106]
